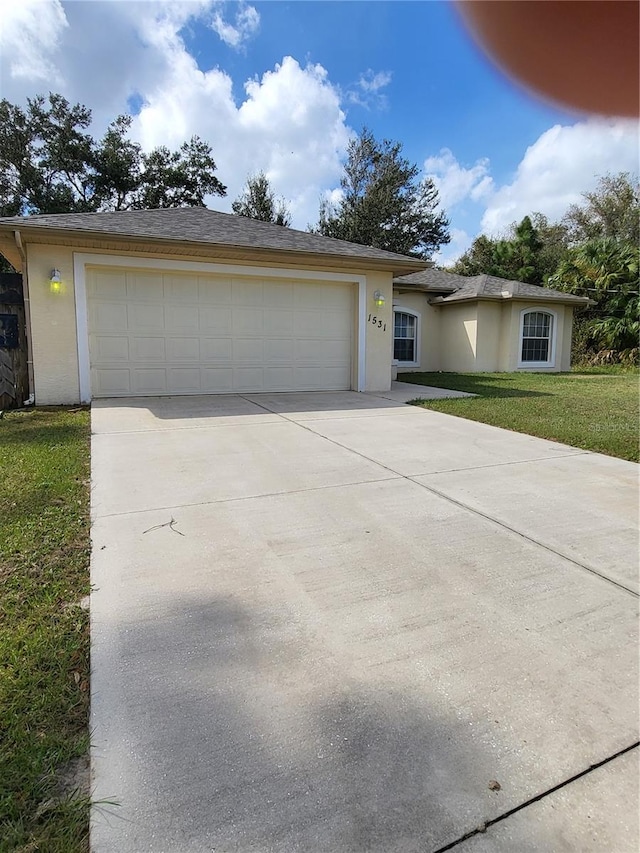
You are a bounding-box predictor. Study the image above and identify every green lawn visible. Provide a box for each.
[399,367,640,462]
[0,408,91,853]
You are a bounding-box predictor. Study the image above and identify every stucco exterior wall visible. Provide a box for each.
[501,302,572,372]
[423,299,576,375]
[27,244,79,405]
[391,291,442,373]
[475,302,503,372]
[364,270,394,392]
[559,307,573,371]
[439,303,478,372]
[25,242,395,404]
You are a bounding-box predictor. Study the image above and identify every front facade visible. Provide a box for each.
[0,209,589,406]
[391,270,589,377]
[0,208,424,405]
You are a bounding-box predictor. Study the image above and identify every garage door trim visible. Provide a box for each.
[73,253,367,402]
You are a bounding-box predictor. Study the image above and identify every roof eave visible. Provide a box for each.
[392,284,457,295]
[431,294,592,307]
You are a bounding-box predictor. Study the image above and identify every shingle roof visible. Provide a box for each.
[0,207,426,271]
[393,268,463,293]
[394,268,590,305]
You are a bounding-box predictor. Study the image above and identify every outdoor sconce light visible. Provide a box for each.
[49,269,62,294]
[373,289,385,308]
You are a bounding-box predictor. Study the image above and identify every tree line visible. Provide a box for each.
[0,94,449,260]
[1,93,637,361]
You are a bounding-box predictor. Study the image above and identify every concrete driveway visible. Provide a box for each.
[90,391,639,852]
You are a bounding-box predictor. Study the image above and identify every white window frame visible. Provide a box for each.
[392,307,420,367]
[518,308,557,369]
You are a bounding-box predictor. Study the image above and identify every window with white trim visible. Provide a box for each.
[520,310,554,365]
[393,310,418,364]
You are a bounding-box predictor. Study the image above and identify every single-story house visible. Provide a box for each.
[0,208,589,405]
[391,268,590,377]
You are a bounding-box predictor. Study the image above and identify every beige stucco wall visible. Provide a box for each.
[363,270,393,392]
[27,244,79,405]
[475,302,503,372]
[436,299,575,373]
[391,291,441,373]
[439,302,478,372]
[25,242,396,404]
[499,302,573,372]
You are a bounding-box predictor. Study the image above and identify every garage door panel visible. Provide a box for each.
[91,336,130,362]
[294,366,351,388]
[200,339,232,361]
[88,270,127,299]
[296,339,351,363]
[233,339,264,361]
[130,337,166,361]
[233,308,264,334]
[87,269,353,397]
[264,281,294,307]
[167,368,201,393]
[233,279,264,306]
[201,368,234,391]
[132,369,167,395]
[265,339,294,361]
[199,277,231,304]
[128,303,164,331]
[264,309,293,334]
[92,368,131,395]
[199,307,232,335]
[264,367,294,388]
[164,275,199,301]
[127,272,164,300]
[233,367,264,390]
[166,338,200,361]
[165,305,199,331]
[91,302,128,332]
[294,312,351,337]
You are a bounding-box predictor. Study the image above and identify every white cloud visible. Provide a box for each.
[347,69,392,109]
[0,0,68,84]
[423,148,493,211]
[358,70,392,93]
[480,120,640,234]
[132,53,352,227]
[0,1,351,229]
[210,2,260,49]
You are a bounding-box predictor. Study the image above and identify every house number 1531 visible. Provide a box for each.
[368,314,386,331]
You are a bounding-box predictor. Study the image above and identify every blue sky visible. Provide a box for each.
[1,1,638,262]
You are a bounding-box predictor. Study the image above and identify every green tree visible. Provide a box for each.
[451,214,569,285]
[315,128,450,259]
[563,173,640,245]
[0,93,226,216]
[232,172,291,226]
[528,213,571,282]
[449,234,497,276]
[550,238,639,352]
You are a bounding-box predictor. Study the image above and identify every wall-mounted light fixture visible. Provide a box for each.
[49,269,62,294]
[373,289,385,308]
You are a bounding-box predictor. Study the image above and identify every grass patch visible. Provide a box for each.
[399,367,639,462]
[0,408,91,852]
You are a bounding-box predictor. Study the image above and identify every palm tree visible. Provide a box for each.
[550,238,639,351]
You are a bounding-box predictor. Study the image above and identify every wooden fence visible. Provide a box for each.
[0,273,29,409]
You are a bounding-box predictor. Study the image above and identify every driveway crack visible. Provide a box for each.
[431,741,640,853]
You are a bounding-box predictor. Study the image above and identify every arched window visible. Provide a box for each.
[393,309,419,365]
[519,310,556,367]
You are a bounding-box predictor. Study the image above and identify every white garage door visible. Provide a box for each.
[86,268,354,397]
